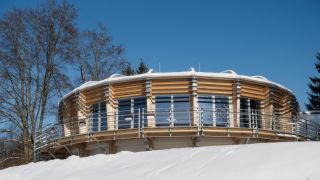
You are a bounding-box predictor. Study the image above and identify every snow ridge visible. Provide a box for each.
[1,142,319,180]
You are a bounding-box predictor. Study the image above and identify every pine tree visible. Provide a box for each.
[122,63,135,76]
[136,59,149,74]
[306,52,320,111]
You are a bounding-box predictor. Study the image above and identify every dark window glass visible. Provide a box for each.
[118,97,147,129]
[155,95,191,127]
[100,104,107,131]
[134,97,147,127]
[215,97,229,127]
[173,96,190,126]
[92,104,99,132]
[198,96,214,126]
[118,99,132,129]
[240,98,261,128]
[240,98,249,127]
[250,99,262,128]
[198,96,229,127]
[155,96,171,127]
[90,101,107,132]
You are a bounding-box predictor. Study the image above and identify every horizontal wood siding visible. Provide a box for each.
[78,92,89,115]
[81,85,106,106]
[240,82,268,100]
[197,78,233,95]
[151,78,192,95]
[111,80,146,99]
[270,87,294,132]
[61,94,79,136]
[62,95,78,120]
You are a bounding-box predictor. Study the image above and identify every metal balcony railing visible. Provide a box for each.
[34,109,320,155]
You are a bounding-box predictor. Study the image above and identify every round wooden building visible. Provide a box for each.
[35,68,319,159]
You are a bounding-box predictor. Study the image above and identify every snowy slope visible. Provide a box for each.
[1,142,320,180]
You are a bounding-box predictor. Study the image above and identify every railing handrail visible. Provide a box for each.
[34,108,320,154]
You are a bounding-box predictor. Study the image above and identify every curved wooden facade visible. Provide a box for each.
[37,69,304,158]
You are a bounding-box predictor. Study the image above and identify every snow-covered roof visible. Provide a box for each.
[62,68,293,100]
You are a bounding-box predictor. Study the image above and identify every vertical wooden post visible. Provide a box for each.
[212,95,216,127]
[77,92,88,134]
[108,140,117,154]
[106,84,116,131]
[191,76,198,126]
[233,80,241,128]
[146,78,155,127]
[247,98,251,128]
[266,88,274,131]
[228,96,233,127]
[61,100,71,137]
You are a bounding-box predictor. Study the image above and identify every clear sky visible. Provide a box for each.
[1,0,319,111]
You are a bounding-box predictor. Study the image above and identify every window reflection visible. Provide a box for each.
[155,96,171,127]
[240,98,262,128]
[90,101,107,132]
[198,96,229,127]
[155,95,191,127]
[118,97,147,129]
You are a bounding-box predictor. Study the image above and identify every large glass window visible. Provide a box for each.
[118,99,132,129]
[134,97,147,127]
[215,97,230,126]
[100,102,107,131]
[198,96,230,127]
[173,96,190,126]
[198,96,214,126]
[92,103,99,132]
[155,96,171,127]
[155,95,191,127]
[90,101,107,132]
[118,97,147,129]
[240,98,262,128]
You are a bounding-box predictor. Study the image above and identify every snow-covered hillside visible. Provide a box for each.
[1,142,320,180]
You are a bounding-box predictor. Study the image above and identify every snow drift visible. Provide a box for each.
[1,142,320,180]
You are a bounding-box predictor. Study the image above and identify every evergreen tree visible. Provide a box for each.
[122,63,135,76]
[136,59,149,74]
[306,52,320,111]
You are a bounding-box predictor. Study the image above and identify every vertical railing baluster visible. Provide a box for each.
[272,112,275,131]
[138,108,141,138]
[196,107,200,136]
[200,108,203,130]
[142,108,145,128]
[114,111,117,131]
[142,108,145,138]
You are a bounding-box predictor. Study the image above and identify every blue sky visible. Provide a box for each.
[1,0,319,110]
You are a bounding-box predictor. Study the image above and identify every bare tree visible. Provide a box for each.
[0,0,78,164]
[76,25,126,84]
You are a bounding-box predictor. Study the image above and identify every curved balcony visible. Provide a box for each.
[34,108,320,158]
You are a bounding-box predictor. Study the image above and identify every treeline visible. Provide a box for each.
[0,0,148,168]
[122,59,149,75]
[306,53,320,111]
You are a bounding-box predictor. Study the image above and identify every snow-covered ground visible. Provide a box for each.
[1,142,320,180]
